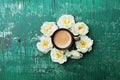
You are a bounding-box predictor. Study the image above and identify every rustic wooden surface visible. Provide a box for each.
[0,0,120,80]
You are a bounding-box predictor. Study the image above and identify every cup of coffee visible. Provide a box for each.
[51,28,80,50]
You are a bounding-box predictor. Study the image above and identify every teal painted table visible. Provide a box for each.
[0,0,120,80]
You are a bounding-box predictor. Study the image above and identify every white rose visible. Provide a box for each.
[36,36,53,53]
[50,48,67,64]
[72,22,89,35]
[66,50,83,59]
[41,22,58,36]
[75,36,93,53]
[57,15,75,29]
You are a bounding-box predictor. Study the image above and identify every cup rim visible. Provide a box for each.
[51,28,74,50]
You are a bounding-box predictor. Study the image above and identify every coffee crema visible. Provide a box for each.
[53,29,72,49]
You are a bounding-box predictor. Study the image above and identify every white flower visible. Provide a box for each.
[50,48,67,64]
[75,36,93,53]
[72,22,89,35]
[36,36,53,53]
[41,22,58,36]
[66,50,83,59]
[57,15,75,29]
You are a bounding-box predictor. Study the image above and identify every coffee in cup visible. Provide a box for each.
[51,28,80,50]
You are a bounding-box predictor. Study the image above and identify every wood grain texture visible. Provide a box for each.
[0,0,120,80]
